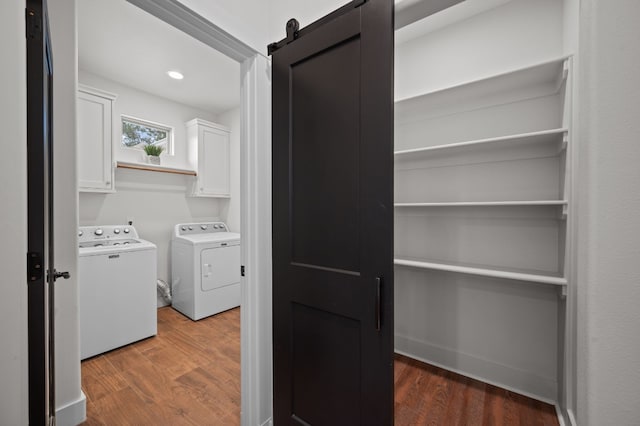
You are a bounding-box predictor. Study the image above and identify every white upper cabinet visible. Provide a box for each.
[186,119,231,198]
[77,85,116,192]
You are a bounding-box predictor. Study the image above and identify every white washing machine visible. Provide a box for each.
[78,225,157,360]
[171,222,241,320]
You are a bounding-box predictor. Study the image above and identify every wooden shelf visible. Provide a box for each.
[116,161,196,176]
[394,128,568,158]
[395,200,568,207]
[394,258,567,286]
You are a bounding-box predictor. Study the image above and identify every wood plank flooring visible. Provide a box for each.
[394,354,559,426]
[81,307,558,425]
[82,307,241,425]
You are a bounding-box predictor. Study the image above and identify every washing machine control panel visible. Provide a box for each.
[176,222,228,236]
[78,225,140,244]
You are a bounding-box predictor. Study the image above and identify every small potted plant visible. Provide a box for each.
[143,143,164,165]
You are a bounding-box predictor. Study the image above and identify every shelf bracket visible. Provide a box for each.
[555,58,570,92]
[560,284,567,298]
[559,131,569,154]
[562,59,570,81]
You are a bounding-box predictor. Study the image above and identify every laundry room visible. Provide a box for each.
[75,0,243,422]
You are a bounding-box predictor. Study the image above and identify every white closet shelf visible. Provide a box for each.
[394,200,568,207]
[395,57,569,114]
[394,128,568,158]
[394,258,567,286]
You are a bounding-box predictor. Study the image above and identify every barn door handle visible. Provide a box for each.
[375,277,382,332]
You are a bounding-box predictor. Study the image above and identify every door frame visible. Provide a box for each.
[127,1,273,425]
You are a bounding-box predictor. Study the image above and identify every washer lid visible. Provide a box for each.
[79,238,156,257]
[174,232,240,245]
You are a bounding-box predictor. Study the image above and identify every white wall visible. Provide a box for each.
[576,0,640,424]
[395,0,564,100]
[0,1,28,424]
[218,107,241,233]
[78,71,231,301]
[49,1,85,423]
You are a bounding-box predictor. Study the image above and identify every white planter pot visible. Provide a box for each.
[147,155,160,165]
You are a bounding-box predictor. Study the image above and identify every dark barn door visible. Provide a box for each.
[270,0,394,424]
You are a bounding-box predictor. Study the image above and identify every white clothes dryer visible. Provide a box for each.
[171,222,240,320]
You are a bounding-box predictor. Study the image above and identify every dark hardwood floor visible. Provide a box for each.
[394,355,559,426]
[81,306,558,425]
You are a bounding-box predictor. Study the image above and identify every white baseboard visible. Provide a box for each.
[395,334,557,404]
[259,417,273,426]
[55,391,86,426]
[556,405,566,426]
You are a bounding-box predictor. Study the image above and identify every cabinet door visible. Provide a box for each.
[198,126,230,196]
[78,91,112,191]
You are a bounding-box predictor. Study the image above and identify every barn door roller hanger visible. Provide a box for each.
[267,0,366,55]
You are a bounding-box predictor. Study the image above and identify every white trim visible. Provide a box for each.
[77,83,117,101]
[240,54,273,426]
[185,117,231,132]
[555,405,566,426]
[55,392,86,426]
[260,417,274,426]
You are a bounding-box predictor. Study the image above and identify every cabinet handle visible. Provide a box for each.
[375,277,382,332]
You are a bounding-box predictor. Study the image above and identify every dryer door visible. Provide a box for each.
[201,245,241,292]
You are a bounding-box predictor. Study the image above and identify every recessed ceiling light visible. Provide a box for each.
[167,71,184,80]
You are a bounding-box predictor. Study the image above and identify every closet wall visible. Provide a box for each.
[394,0,573,405]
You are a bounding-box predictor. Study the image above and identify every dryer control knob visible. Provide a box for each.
[78,230,83,237]
[181,226,186,231]
[188,226,193,230]
[213,224,219,229]
[94,229,103,236]
[201,225,208,230]
[123,228,130,234]
[114,229,120,234]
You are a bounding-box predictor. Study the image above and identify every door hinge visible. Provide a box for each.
[241,265,245,277]
[25,8,42,40]
[27,252,43,282]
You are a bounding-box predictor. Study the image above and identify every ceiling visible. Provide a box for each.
[77,0,240,114]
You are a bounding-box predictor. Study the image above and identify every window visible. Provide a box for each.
[121,115,173,154]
